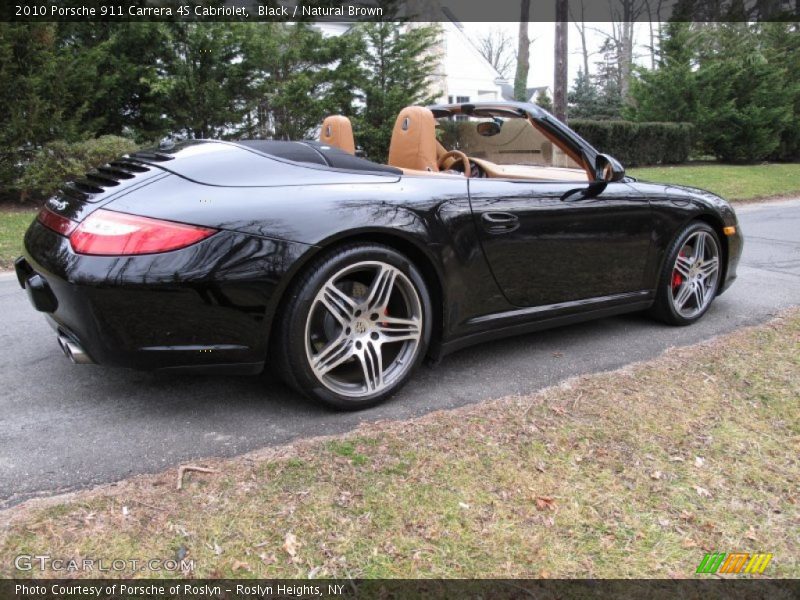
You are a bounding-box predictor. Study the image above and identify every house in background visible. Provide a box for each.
[433,10,509,105]
[232,0,511,107]
[315,6,509,108]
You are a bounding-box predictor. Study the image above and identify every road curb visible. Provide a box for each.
[735,197,800,211]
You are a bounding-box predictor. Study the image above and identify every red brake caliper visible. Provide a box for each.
[672,251,685,290]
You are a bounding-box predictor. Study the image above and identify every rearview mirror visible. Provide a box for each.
[476,121,501,137]
[595,153,625,182]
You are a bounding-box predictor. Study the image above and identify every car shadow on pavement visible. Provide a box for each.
[31,306,730,424]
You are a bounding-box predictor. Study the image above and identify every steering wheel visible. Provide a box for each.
[438,150,471,178]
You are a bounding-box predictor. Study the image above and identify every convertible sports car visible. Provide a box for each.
[16,101,742,409]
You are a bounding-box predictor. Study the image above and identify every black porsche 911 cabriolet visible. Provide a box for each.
[16,101,742,409]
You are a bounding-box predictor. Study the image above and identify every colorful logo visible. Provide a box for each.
[696,552,773,574]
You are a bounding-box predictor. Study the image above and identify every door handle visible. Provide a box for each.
[481,212,519,234]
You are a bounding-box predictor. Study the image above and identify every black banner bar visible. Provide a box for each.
[2,579,800,600]
[2,0,800,23]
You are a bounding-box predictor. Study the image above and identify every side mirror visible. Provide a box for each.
[476,121,501,137]
[595,153,625,182]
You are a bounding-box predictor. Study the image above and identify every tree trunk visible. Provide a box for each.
[554,0,568,121]
[570,1,590,78]
[619,19,634,101]
[514,0,530,101]
[648,19,656,69]
[579,26,589,77]
[614,0,642,103]
[644,0,663,69]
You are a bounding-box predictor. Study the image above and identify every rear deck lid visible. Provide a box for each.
[129,140,401,187]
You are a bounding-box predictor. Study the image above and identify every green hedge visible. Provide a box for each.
[15,135,139,203]
[568,120,694,167]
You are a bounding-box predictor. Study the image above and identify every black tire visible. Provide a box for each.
[273,243,432,410]
[650,221,722,326]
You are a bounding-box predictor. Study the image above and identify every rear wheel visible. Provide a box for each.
[651,221,722,326]
[276,244,432,410]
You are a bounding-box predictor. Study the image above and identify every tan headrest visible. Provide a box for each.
[388,106,438,172]
[320,115,355,154]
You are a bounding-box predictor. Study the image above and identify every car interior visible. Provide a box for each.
[318,105,590,182]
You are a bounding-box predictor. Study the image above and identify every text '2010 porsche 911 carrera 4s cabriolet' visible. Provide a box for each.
[16,102,743,409]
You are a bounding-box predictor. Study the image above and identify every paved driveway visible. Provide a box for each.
[1,200,798,509]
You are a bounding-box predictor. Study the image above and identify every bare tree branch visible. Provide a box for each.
[569,0,592,76]
[598,0,648,101]
[475,27,516,79]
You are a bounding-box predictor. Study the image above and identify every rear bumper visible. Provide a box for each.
[19,221,311,373]
[15,257,58,313]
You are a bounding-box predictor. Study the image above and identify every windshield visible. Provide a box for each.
[435,115,583,170]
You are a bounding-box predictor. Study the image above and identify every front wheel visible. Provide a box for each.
[651,221,722,326]
[275,244,432,410]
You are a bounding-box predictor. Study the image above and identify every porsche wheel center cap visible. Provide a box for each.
[353,320,368,335]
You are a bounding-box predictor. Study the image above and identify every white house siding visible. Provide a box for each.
[438,19,507,105]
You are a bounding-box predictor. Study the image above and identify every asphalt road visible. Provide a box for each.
[1,200,799,509]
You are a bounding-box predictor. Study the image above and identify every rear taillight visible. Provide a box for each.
[37,208,78,236]
[69,209,217,256]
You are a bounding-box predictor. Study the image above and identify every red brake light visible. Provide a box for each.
[37,208,78,236]
[69,209,217,256]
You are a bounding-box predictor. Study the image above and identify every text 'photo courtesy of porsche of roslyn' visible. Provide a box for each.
[1,0,799,594]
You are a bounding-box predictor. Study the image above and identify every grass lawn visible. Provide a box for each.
[1,309,797,579]
[0,209,35,270]
[630,163,800,202]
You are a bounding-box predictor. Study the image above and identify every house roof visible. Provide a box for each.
[500,84,550,102]
[441,8,509,85]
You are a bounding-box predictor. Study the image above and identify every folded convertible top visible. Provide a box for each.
[237,140,402,175]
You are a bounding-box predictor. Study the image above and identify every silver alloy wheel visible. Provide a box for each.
[304,260,423,399]
[670,230,720,318]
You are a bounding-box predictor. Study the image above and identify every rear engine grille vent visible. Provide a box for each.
[59,155,168,202]
[129,150,175,162]
[63,179,105,198]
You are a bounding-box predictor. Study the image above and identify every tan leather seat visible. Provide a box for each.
[388,106,439,172]
[320,115,355,154]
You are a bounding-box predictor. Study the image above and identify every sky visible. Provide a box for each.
[460,21,656,90]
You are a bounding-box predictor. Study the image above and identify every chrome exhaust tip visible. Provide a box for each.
[57,334,93,364]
